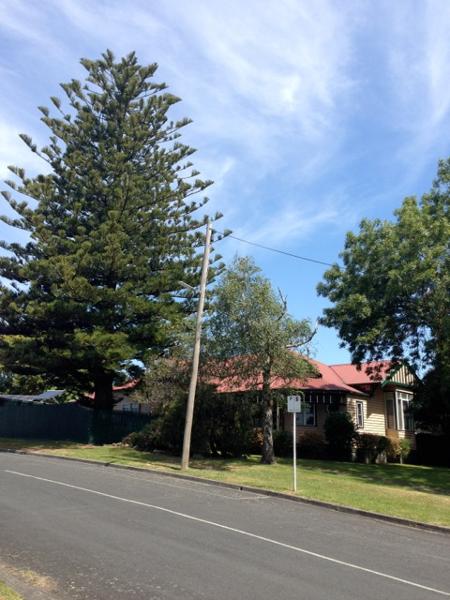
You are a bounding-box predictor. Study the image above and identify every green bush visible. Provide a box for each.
[273,430,293,457]
[356,433,390,463]
[324,411,356,461]
[123,391,257,458]
[123,422,160,451]
[298,430,327,459]
[386,436,412,463]
[249,427,264,454]
[399,438,412,463]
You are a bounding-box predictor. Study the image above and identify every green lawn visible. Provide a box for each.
[0,581,22,600]
[1,438,449,527]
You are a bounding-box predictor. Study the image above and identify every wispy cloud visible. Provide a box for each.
[381,0,450,177]
[234,189,358,248]
[0,119,46,179]
[3,0,449,251]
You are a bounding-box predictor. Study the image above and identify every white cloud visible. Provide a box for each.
[0,119,46,179]
[16,0,357,169]
[0,0,361,245]
[382,1,450,173]
[235,190,357,247]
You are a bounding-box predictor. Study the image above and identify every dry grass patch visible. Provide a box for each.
[0,580,23,600]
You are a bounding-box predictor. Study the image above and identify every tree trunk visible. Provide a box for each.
[93,372,114,410]
[261,368,276,464]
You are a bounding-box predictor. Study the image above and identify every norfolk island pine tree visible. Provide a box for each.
[0,50,224,408]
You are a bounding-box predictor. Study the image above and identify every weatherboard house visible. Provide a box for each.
[106,358,417,444]
[216,359,416,444]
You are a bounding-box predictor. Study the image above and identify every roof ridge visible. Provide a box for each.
[328,364,356,388]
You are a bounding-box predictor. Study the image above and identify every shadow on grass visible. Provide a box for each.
[296,459,450,496]
[3,438,448,496]
[0,438,81,451]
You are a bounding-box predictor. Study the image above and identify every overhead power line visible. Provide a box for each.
[213,230,335,267]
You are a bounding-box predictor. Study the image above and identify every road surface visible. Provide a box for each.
[1,452,449,599]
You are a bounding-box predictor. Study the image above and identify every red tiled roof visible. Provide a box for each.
[215,357,365,396]
[330,361,394,385]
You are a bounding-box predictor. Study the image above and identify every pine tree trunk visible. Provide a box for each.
[93,372,114,410]
[261,367,276,464]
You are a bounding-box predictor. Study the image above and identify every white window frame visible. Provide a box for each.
[396,390,414,431]
[295,401,316,427]
[355,400,364,429]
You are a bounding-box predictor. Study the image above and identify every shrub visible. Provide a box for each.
[273,430,293,457]
[356,434,390,463]
[123,391,257,458]
[324,411,356,461]
[386,436,412,463]
[123,423,159,452]
[386,436,401,462]
[399,438,412,464]
[298,431,327,459]
[249,427,264,454]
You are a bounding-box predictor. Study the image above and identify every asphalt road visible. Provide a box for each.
[0,453,449,600]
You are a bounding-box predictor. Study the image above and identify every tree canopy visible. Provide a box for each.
[318,158,450,429]
[0,50,222,408]
[206,256,317,463]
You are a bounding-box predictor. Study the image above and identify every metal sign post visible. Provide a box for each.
[287,394,303,492]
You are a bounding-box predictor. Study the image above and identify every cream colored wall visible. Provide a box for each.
[347,390,386,436]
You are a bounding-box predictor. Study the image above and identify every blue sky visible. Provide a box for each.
[1,0,450,364]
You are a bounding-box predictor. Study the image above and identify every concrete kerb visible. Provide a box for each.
[2,448,449,536]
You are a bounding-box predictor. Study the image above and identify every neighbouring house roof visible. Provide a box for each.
[0,389,66,403]
[330,361,395,386]
[112,380,140,392]
[214,357,366,396]
[84,379,140,402]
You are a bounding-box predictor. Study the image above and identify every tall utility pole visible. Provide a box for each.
[181,219,212,470]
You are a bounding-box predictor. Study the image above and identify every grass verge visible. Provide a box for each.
[0,581,23,600]
[1,438,449,527]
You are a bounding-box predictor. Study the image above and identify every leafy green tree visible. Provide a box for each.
[0,367,47,395]
[0,50,222,408]
[318,158,450,430]
[206,256,317,464]
[414,366,450,436]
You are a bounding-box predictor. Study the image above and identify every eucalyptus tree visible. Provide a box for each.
[207,256,316,463]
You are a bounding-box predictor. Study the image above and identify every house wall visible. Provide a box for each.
[113,396,151,414]
[283,385,417,448]
[283,403,333,440]
[388,364,415,387]
[347,390,386,436]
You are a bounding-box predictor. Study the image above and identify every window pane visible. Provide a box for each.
[356,401,364,428]
[403,400,414,431]
[296,402,316,426]
[385,393,395,429]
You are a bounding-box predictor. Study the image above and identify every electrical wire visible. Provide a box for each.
[213,230,335,267]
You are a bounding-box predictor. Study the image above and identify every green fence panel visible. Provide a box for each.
[0,402,151,444]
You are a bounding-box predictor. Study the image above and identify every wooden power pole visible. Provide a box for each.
[181,219,212,470]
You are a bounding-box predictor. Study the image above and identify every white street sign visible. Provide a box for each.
[287,395,302,413]
[287,394,303,492]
